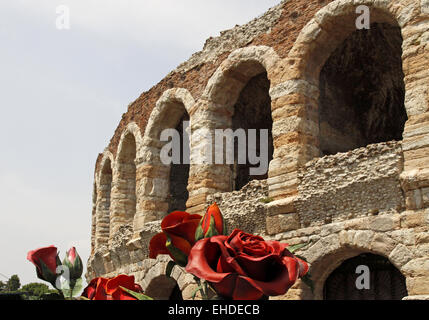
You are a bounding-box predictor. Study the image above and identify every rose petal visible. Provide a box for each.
[27,245,58,275]
[105,275,136,295]
[185,237,230,283]
[232,276,264,300]
[149,233,169,259]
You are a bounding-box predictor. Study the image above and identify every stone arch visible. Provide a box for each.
[95,152,114,248]
[202,46,281,108]
[133,89,195,234]
[142,257,190,298]
[323,253,408,300]
[186,46,280,211]
[299,230,413,300]
[267,0,424,199]
[111,123,143,239]
[287,0,410,85]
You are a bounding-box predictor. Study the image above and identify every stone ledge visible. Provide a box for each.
[266,196,297,216]
[403,295,429,300]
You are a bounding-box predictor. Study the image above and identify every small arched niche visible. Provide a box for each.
[96,158,113,247]
[112,132,137,235]
[318,22,408,156]
[167,112,190,212]
[231,71,274,191]
[323,253,408,300]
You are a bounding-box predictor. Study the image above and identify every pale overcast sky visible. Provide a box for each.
[0,0,280,286]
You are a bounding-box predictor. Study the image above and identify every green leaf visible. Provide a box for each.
[119,287,153,300]
[166,237,188,267]
[288,243,309,254]
[166,261,177,278]
[191,285,203,300]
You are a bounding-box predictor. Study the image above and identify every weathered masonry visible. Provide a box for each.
[87,0,429,300]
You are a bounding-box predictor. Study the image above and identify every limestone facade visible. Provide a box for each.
[87,0,429,300]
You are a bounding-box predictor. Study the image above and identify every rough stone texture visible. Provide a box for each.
[206,180,269,235]
[87,0,429,301]
[296,142,406,228]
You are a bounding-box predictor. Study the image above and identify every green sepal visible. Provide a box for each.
[38,259,57,287]
[194,220,204,242]
[204,218,219,238]
[63,254,83,280]
[120,287,153,300]
[166,261,177,278]
[166,237,188,267]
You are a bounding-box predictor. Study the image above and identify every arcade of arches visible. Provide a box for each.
[88,0,429,301]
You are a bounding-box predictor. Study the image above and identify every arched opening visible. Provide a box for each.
[323,253,408,300]
[167,112,190,212]
[96,159,112,247]
[144,276,183,300]
[113,133,136,234]
[319,22,407,156]
[91,183,97,254]
[231,71,274,191]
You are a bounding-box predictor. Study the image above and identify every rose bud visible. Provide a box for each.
[63,247,83,280]
[195,203,226,241]
[27,245,61,287]
[149,211,202,267]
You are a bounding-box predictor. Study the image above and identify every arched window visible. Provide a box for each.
[167,112,190,212]
[231,71,274,191]
[319,22,407,156]
[324,253,408,300]
[111,133,136,236]
[96,159,112,247]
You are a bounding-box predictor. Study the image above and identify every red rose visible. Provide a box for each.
[185,229,309,300]
[149,211,202,266]
[27,245,60,286]
[82,277,110,300]
[82,275,144,300]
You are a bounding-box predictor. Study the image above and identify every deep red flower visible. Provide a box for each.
[149,211,202,266]
[82,275,144,300]
[185,229,309,300]
[27,245,60,285]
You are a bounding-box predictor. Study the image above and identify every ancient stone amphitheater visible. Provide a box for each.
[86,0,429,300]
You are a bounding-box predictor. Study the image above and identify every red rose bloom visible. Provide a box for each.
[149,211,202,266]
[185,229,309,300]
[27,245,60,285]
[82,275,144,300]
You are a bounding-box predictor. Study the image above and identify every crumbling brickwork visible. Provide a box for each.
[87,0,429,300]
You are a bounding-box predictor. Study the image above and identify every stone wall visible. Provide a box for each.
[87,0,429,300]
[296,141,406,228]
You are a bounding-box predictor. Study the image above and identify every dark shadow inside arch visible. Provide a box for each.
[232,72,274,191]
[323,253,408,300]
[168,112,190,212]
[319,22,408,156]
